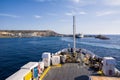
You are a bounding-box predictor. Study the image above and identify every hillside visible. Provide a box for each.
[0,30,61,38]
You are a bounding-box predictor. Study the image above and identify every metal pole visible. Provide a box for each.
[73,16,76,53]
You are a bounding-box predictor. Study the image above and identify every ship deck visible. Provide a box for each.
[43,63,90,80]
[42,63,120,80]
[42,51,120,80]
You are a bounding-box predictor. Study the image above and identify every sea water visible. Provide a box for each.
[0,35,120,80]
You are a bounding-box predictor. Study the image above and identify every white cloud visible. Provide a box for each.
[72,0,80,3]
[96,11,120,16]
[65,11,87,16]
[34,15,42,19]
[65,13,73,16]
[103,0,120,6]
[79,11,87,15]
[65,10,76,16]
[0,13,20,18]
[70,0,96,6]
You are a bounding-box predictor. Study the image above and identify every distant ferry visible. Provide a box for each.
[6,16,120,80]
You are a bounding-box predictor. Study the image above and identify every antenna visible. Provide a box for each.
[73,16,76,53]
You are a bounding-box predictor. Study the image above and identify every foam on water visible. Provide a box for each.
[61,37,120,50]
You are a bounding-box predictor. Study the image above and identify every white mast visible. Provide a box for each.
[73,16,76,53]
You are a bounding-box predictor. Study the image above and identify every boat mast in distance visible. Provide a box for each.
[73,16,76,53]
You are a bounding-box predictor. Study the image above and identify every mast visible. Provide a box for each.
[73,16,76,53]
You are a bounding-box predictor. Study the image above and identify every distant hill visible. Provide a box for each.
[0,30,61,38]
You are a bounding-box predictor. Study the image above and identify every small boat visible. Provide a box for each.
[76,33,84,38]
[6,16,120,80]
[95,35,110,40]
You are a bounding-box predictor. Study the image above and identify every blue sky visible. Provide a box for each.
[0,0,120,34]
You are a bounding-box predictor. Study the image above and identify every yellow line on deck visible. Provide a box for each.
[40,66,51,80]
[39,64,62,80]
[51,64,62,68]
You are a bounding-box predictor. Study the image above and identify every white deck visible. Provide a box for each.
[21,62,38,70]
[6,69,30,80]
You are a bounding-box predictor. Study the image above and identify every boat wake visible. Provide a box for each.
[80,42,120,50]
[61,37,120,50]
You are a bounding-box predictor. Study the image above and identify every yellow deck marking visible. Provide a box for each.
[39,66,51,80]
[51,64,62,68]
[39,64,62,80]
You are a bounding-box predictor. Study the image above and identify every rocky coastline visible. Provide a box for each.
[0,30,61,38]
[0,30,110,40]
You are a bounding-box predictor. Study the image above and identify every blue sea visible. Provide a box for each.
[0,35,120,80]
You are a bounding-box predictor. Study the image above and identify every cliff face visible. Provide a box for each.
[0,30,61,38]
